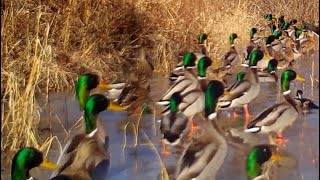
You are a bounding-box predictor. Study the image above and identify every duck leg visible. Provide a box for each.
[275,131,288,145]
[243,104,252,127]
[188,116,199,139]
[232,108,239,119]
[161,141,171,156]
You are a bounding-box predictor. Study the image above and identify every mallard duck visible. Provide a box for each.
[245,69,305,144]
[244,28,259,63]
[11,147,59,180]
[158,56,214,105]
[197,32,209,57]
[170,52,198,82]
[115,48,155,114]
[175,81,228,180]
[218,49,264,121]
[76,74,125,110]
[246,144,283,180]
[159,57,217,145]
[225,71,246,91]
[160,92,189,145]
[265,35,282,60]
[52,94,125,179]
[257,59,278,83]
[221,33,240,67]
[295,89,319,110]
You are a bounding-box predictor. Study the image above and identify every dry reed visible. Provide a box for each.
[1,0,318,177]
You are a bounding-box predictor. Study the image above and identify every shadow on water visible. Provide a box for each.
[8,53,319,179]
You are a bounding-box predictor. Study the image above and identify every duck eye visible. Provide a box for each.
[263,148,267,153]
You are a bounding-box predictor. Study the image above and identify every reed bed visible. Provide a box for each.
[1,0,318,176]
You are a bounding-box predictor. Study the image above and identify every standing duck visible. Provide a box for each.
[257,59,278,83]
[11,147,59,180]
[244,28,259,63]
[218,49,264,123]
[221,33,240,67]
[52,94,125,179]
[245,69,305,144]
[175,80,227,180]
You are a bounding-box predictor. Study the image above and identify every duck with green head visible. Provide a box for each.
[170,52,198,82]
[197,32,209,57]
[257,59,278,83]
[218,49,263,124]
[11,147,59,180]
[159,56,214,106]
[76,74,125,110]
[221,33,239,67]
[159,57,220,141]
[245,69,305,145]
[244,28,260,63]
[246,144,283,180]
[176,80,228,180]
[52,94,125,179]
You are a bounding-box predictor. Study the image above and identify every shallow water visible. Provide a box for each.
[4,53,319,180]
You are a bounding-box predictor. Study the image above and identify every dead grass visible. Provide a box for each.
[1,0,318,176]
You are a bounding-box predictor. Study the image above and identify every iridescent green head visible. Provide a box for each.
[249,28,258,40]
[282,22,290,30]
[197,56,212,78]
[11,147,59,180]
[246,145,274,179]
[182,52,197,68]
[294,28,303,38]
[281,69,304,93]
[229,33,238,45]
[273,30,282,39]
[76,74,100,110]
[236,72,246,81]
[169,92,183,113]
[264,14,273,21]
[267,59,278,73]
[198,32,208,44]
[270,24,276,34]
[84,94,124,134]
[205,80,225,120]
[249,50,264,67]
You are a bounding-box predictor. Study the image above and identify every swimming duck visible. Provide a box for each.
[295,89,319,110]
[52,94,125,179]
[257,59,278,83]
[76,74,125,110]
[246,144,283,180]
[175,80,228,180]
[221,33,240,67]
[218,49,264,121]
[11,147,59,180]
[245,69,305,144]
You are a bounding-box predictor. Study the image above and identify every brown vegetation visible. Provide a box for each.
[1,0,318,175]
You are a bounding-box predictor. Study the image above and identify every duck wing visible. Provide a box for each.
[247,103,289,128]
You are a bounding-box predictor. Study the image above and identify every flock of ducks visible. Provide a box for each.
[11,14,319,180]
